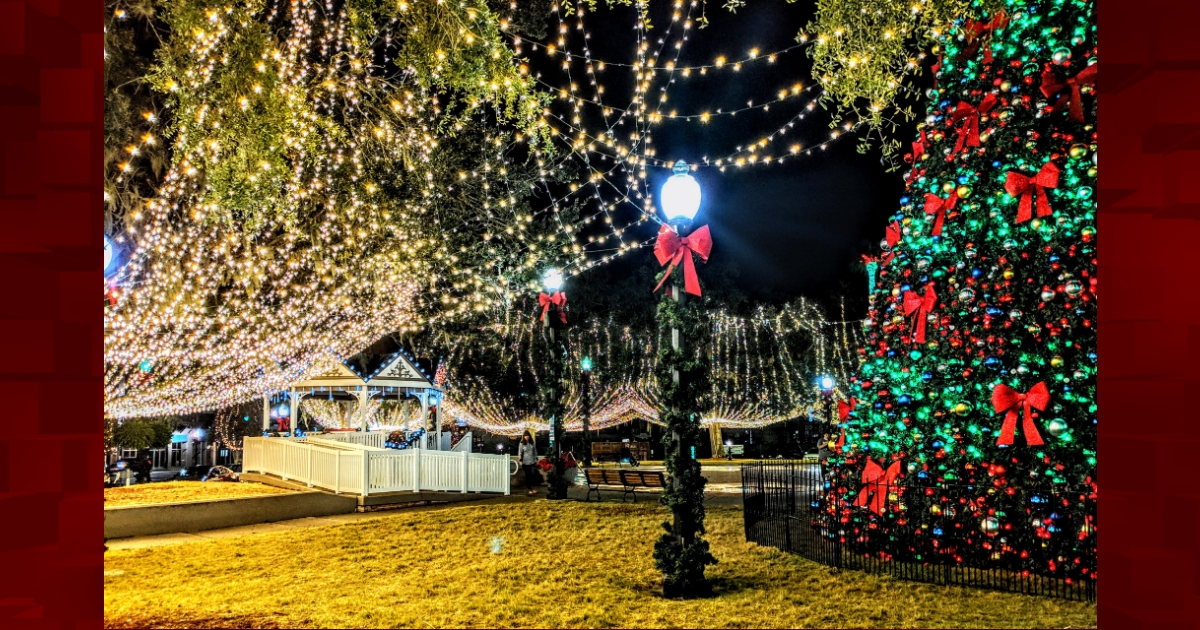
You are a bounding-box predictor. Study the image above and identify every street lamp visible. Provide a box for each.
[819,376,835,426]
[542,267,564,293]
[660,160,702,229]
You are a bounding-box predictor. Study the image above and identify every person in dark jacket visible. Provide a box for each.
[518,433,539,495]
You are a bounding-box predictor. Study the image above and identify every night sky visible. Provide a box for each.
[526,0,915,318]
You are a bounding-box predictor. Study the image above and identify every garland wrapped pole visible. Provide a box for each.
[652,161,717,598]
[539,268,570,500]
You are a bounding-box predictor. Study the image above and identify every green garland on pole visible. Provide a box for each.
[538,324,569,500]
[652,284,717,598]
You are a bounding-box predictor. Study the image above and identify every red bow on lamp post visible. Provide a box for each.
[538,291,567,323]
[853,458,903,515]
[838,397,857,421]
[902,283,937,344]
[948,93,998,156]
[963,10,1009,63]
[923,190,959,236]
[1005,162,1060,223]
[992,381,1051,446]
[1041,64,1098,122]
[653,223,713,296]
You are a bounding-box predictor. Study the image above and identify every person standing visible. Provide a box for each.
[518,433,539,495]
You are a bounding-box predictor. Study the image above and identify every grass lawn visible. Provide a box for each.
[104,481,295,508]
[103,502,1096,629]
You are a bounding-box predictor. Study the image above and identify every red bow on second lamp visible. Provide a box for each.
[992,381,1051,446]
[1041,64,1097,122]
[923,190,958,236]
[838,397,857,421]
[1005,162,1060,223]
[538,291,567,323]
[902,283,937,344]
[653,224,713,296]
[948,93,998,156]
[853,458,903,515]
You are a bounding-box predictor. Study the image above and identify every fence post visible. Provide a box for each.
[281,442,289,482]
[461,450,469,493]
[361,451,370,497]
[335,450,341,494]
[413,446,421,493]
[307,446,313,487]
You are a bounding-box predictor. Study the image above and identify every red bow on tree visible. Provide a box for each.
[835,429,846,451]
[885,220,902,248]
[908,130,929,164]
[931,56,943,86]
[992,381,1051,446]
[538,291,567,323]
[838,397,857,421]
[902,283,937,344]
[1041,64,1098,122]
[1005,162,1060,223]
[948,93,998,156]
[853,458,903,515]
[653,224,713,296]
[963,11,1009,62]
[923,190,959,236]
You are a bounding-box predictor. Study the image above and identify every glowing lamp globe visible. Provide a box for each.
[542,268,564,292]
[820,376,835,391]
[660,160,701,223]
[581,356,593,372]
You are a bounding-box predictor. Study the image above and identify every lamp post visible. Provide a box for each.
[581,356,593,467]
[540,267,569,499]
[655,159,717,597]
[820,375,836,426]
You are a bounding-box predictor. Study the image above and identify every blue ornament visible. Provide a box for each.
[984,356,1001,370]
[138,359,153,372]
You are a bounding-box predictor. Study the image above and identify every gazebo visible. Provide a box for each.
[267,347,444,448]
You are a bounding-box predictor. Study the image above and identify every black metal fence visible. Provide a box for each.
[741,461,1096,602]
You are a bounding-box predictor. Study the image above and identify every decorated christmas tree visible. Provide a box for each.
[831,0,1097,588]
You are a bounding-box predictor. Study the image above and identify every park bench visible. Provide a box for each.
[584,468,623,502]
[618,470,667,503]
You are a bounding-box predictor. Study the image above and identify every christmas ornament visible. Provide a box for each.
[902,283,937,343]
[1005,162,1060,223]
[992,381,1051,446]
[949,94,998,155]
[1047,418,1069,437]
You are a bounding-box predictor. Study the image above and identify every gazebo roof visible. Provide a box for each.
[292,347,438,391]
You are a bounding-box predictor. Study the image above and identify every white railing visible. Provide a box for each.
[305,436,383,452]
[451,432,473,453]
[243,437,362,495]
[244,436,511,496]
[315,431,386,449]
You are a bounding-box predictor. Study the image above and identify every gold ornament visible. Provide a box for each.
[1068,144,1088,160]
[942,181,957,194]
[956,184,973,199]
[954,402,971,416]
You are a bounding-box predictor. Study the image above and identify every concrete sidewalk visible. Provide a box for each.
[106,484,744,551]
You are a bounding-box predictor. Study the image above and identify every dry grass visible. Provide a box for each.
[104,502,1096,629]
[104,481,295,508]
